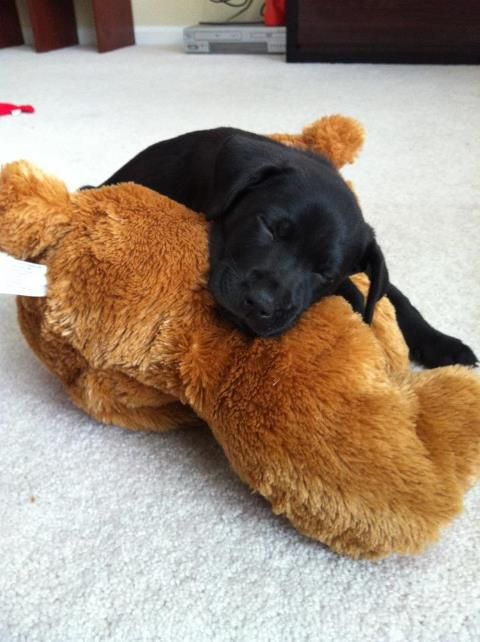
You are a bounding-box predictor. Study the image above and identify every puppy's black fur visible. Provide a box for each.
[100,127,477,368]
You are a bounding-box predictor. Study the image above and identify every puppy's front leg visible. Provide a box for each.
[387,283,478,368]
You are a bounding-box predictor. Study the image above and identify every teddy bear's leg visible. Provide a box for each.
[302,368,480,558]
[17,297,87,386]
[411,367,480,492]
[68,369,202,433]
[208,351,479,559]
[17,298,200,433]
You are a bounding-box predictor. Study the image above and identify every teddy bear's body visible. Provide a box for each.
[1,117,479,559]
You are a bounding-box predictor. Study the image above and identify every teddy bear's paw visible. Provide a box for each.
[411,331,478,369]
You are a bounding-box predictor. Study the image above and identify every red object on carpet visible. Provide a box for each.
[264,0,286,26]
[0,103,35,116]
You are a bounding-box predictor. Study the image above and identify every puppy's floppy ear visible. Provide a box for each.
[206,135,290,220]
[361,234,389,324]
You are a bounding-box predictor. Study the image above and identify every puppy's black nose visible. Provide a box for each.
[243,290,275,318]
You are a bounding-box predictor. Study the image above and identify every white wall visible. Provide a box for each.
[16,0,264,43]
[130,0,206,27]
[17,0,261,28]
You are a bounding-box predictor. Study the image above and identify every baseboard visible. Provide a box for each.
[135,26,183,47]
[20,25,184,49]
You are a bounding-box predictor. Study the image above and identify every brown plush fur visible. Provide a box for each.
[1,116,479,560]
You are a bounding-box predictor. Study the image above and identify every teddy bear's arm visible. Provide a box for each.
[0,162,72,261]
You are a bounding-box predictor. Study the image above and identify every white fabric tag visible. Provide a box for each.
[0,252,48,297]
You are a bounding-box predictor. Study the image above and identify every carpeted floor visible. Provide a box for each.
[1,45,479,642]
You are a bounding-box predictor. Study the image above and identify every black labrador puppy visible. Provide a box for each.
[98,127,477,368]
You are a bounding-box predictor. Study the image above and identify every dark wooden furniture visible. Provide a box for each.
[26,0,78,53]
[0,0,24,48]
[91,0,135,53]
[0,0,135,52]
[287,0,480,63]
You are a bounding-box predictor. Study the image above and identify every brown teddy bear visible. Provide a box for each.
[1,116,479,560]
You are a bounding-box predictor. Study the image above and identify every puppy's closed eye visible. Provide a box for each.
[259,215,275,242]
[259,215,293,241]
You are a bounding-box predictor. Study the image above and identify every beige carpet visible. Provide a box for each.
[1,44,479,642]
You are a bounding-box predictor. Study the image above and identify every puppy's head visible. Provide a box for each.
[206,134,388,337]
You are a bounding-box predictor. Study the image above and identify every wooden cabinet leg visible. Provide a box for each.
[91,0,135,53]
[0,0,24,48]
[26,0,78,53]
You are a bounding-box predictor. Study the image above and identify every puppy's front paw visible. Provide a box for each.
[410,331,478,369]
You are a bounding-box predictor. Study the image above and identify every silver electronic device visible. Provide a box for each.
[183,24,286,54]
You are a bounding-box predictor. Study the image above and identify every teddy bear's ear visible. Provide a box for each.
[271,115,365,169]
[0,161,72,260]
